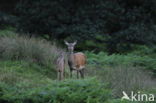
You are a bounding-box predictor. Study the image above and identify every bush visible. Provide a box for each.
[0,78,112,103]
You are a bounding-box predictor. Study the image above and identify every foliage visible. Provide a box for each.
[85,46,156,74]
[0,78,111,103]
[15,0,156,53]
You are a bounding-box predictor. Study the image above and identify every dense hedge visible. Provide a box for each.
[15,0,156,53]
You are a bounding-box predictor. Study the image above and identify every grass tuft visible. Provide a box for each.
[0,35,59,69]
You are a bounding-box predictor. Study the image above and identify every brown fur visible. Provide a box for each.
[73,52,86,69]
[56,56,65,81]
[64,40,86,79]
[68,52,86,79]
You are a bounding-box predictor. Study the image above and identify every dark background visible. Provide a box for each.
[0,0,156,53]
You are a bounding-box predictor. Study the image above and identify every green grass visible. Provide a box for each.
[0,27,16,37]
[0,60,56,87]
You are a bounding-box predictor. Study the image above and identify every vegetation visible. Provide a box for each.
[0,0,156,102]
[86,65,156,97]
[85,47,156,97]
[0,29,155,103]
[0,34,58,70]
[0,60,54,86]
[86,47,156,74]
[15,0,156,53]
[0,77,112,103]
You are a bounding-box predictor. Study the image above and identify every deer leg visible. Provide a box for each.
[80,69,84,79]
[61,71,64,80]
[70,69,73,78]
[57,71,60,81]
[64,70,65,78]
[77,70,79,79]
[82,69,85,78]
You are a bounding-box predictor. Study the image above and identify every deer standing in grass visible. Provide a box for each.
[64,40,86,79]
[56,52,65,81]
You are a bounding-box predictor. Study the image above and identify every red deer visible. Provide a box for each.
[56,52,65,81]
[64,40,86,79]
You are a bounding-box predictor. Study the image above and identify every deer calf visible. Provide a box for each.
[64,40,86,79]
[56,52,65,81]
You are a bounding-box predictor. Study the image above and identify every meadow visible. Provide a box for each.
[0,28,155,103]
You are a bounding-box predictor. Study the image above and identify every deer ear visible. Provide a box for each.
[64,40,69,46]
[73,40,77,46]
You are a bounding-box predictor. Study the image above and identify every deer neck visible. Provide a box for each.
[68,52,74,62]
[68,52,75,67]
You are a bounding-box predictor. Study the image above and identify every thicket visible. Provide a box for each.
[15,0,156,53]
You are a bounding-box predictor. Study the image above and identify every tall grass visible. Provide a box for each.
[106,66,156,97]
[86,65,156,97]
[0,35,59,69]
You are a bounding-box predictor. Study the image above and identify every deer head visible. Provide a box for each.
[64,40,77,53]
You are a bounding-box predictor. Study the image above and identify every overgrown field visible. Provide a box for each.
[0,29,155,103]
